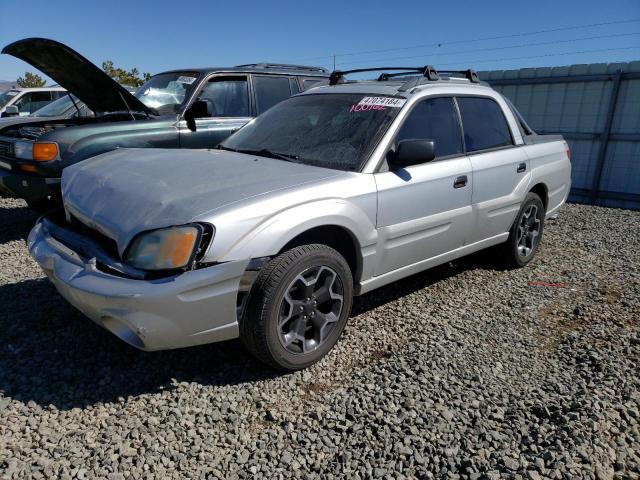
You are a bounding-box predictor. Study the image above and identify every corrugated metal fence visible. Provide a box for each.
[479,62,640,210]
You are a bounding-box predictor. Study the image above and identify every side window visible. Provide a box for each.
[15,92,52,114]
[254,76,291,115]
[196,77,249,118]
[302,78,324,91]
[395,97,463,158]
[457,97,513,152]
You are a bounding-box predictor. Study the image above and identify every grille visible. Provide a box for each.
[0,141,13,158]
[66,214,121,260]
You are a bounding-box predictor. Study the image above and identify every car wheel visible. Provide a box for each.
[503,192,545,268]
[240,244,354,371]
[26,197,59,214]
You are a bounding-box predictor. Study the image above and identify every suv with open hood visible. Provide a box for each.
[0,38,328,210]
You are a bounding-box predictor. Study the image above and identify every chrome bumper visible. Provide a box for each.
[28,219,249,351]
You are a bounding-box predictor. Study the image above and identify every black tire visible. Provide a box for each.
[502,192,545,268]
[26,197,60,214]
[240,244,354,371]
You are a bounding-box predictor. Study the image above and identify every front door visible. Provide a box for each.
[374,97,473,276]
[179,76,252,149]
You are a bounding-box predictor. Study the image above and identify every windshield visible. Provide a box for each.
[31,94,84,117]
[134,72,199,114]
[221,93,404,171]
[0,90,20,109]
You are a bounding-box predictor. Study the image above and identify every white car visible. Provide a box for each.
[0,86,66,117]
[29,66,571,371]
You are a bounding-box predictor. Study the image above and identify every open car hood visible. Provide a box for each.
[2,38,153,115]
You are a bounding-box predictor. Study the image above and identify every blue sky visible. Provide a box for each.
[0,0,638,83]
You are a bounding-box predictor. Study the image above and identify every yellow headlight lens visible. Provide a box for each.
[126,226,200,270]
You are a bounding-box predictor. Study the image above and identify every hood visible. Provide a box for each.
[62,148,343,255]
[2,38,152,116]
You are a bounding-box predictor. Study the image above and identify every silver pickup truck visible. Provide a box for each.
[29,66,571,371]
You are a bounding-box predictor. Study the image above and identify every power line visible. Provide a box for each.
[337,32,640,67]
[288,18,640,63]
[436,46,640,68]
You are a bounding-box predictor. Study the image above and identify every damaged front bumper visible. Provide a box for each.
[28,217,249,351]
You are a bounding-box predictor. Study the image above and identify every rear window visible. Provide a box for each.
[457,97,513,152]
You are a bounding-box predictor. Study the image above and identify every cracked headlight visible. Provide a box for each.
[125,225,203,271]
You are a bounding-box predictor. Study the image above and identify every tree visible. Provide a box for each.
[17,72,46,88]
[102,60,151,87]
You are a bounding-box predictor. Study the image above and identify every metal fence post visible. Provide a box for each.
[590,70,623,204]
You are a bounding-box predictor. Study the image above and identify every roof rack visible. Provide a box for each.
[235,63,328,73]
[328,66,479,86]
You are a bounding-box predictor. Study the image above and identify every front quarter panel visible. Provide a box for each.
[197,173,379,277]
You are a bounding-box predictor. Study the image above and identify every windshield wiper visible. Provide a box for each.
[217,144,237,152]
[225,147,301,162]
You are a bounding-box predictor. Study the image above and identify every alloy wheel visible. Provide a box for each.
[516,204,541,257]
[278,265,344,354]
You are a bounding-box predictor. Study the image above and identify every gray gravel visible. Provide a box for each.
[0,196,638,479]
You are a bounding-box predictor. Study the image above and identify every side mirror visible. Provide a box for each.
[184,100,213,132]
[1,105,19,118]
[392,139,436,168]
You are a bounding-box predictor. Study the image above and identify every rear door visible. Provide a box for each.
[457,96,529,243]
[178,75,252,149]
[374,96,473,275]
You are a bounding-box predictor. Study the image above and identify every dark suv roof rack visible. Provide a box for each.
[235,63,328,73]
[328,66,479,86]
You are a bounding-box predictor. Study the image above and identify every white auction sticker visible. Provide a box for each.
[358,97,406,108]
[177,76,196,84]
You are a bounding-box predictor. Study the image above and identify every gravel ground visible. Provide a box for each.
[0,197,638,480]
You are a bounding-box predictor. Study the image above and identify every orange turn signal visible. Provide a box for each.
[20,164,38,173]
[32,142,59,162]
[161,229,198,268]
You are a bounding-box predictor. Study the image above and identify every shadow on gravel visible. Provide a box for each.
[0,204,38,244]
[0,247,505,410]
[352,246,505,316]
[0,278,280,410]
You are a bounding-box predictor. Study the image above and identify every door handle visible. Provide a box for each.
[517,163,527,173]
[453,175,468,189]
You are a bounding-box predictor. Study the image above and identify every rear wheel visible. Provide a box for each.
[240,244,353,371]
[502,192,545,268]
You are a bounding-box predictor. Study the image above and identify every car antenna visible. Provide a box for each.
[67,92,82,117]
[118,91,137,121]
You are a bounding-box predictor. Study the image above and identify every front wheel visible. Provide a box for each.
[240,244,354,371]
[502,192,545,268]
[26,196,61,214]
